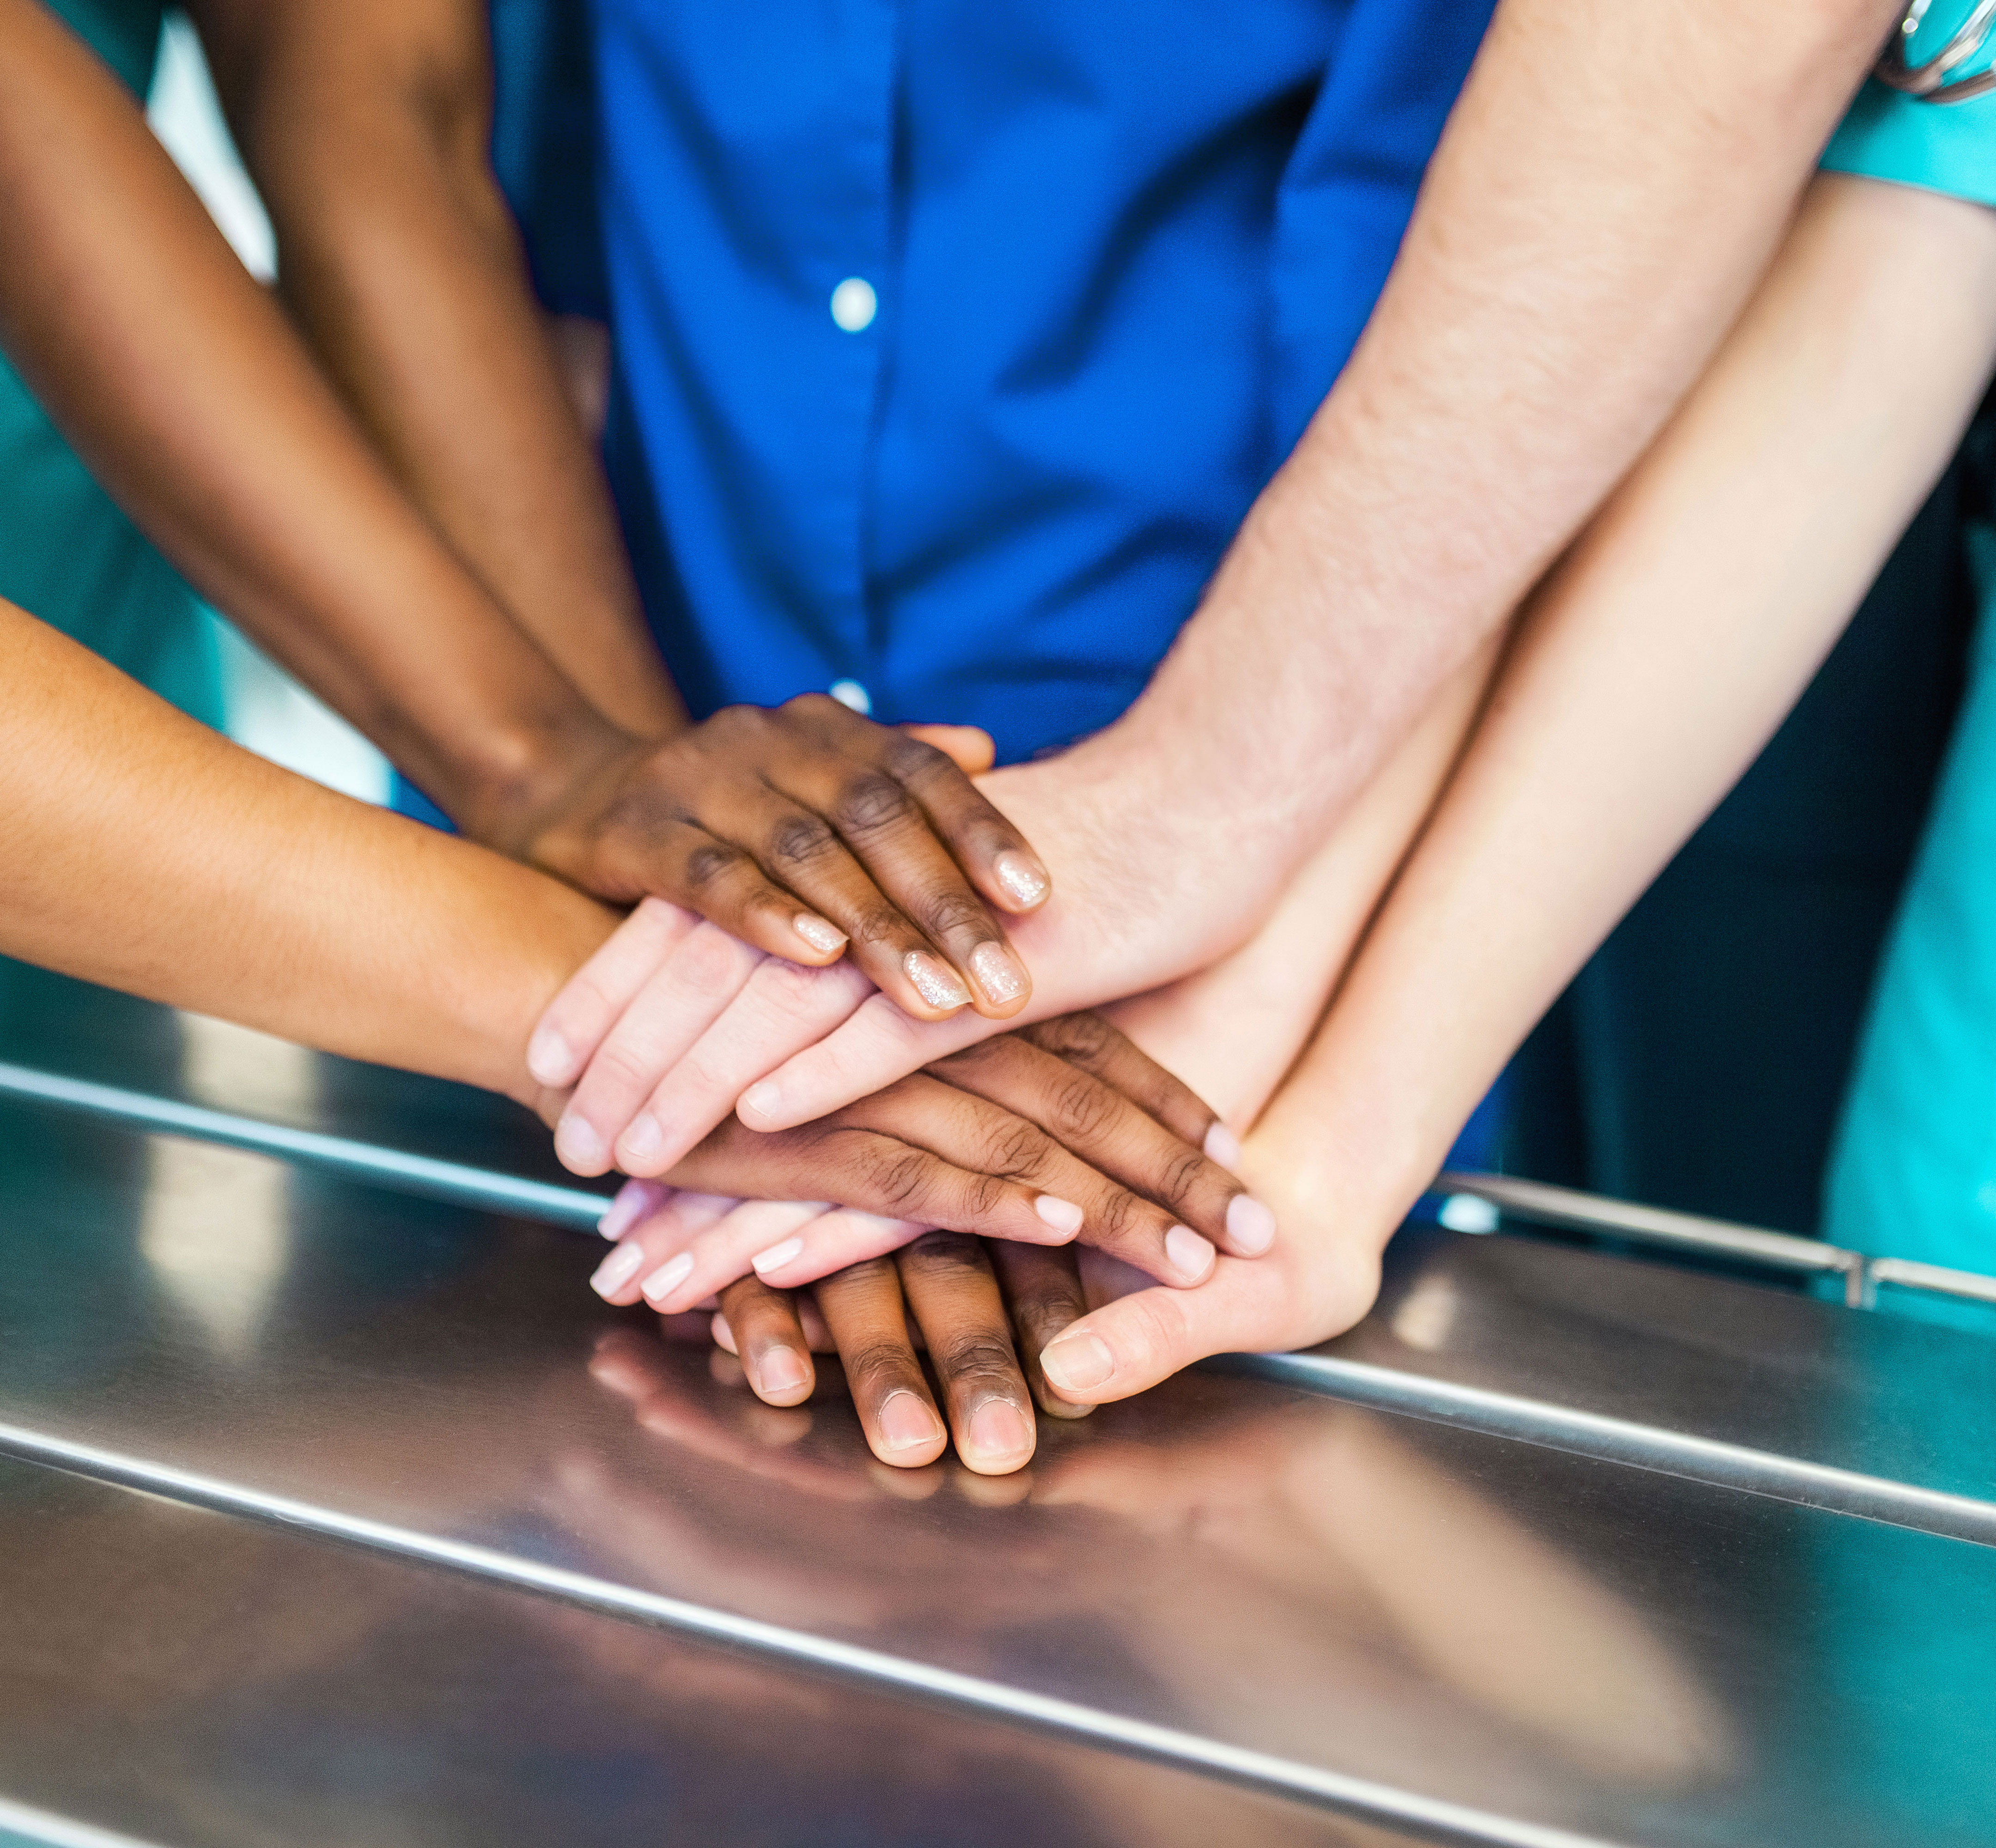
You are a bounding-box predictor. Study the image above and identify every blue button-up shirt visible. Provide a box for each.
[569,0,1491,764]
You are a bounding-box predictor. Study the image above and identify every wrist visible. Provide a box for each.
[439,702,638,862]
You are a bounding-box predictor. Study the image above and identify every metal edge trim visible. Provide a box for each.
[0,1797,172,1848]
[1217,1351,1996,1548]
[0,1426,1625,1848]
[1434,1173,1847,1276]
[0,1063,610,1233]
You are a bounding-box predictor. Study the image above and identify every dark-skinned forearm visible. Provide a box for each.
[189,0,685,742]
[0,0,630,841]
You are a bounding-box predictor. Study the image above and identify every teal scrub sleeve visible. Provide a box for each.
[1822,2,1996,206]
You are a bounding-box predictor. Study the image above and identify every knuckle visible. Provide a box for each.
[590,1040,661,1094]
[917,888,991,942]
[882,735,950,782]
[1093,1189,1142,1242]
[1029,1011,1116,1065]
[901,1229,985,1274]
[964,1171,1010,1221]
[936,1333,1020,1386]
[979,1118,1048,1178]
[1046,1073,1114,1144]
[841,1338,919,1392]
[768,811,838,868]
[846,905,911,951]
[1155,1150,1208,1212]
[834,772,913,835]
[682,840,745,892]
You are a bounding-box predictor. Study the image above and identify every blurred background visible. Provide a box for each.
[145,9,391,806]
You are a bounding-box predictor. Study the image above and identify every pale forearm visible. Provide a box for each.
[0,603,615,1100]
[1069,0,1902,958]
[190,0,683,740]
[1256,174,1996,1231]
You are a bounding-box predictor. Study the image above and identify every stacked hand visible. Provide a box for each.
[518,704,1443,1475]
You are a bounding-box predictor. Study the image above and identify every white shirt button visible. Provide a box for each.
[828,679,872,715]
[829,277,877,333]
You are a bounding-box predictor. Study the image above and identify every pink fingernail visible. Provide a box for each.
[969,942,1028,1006]
[993,851,1049,908]
[967,1398,1034,1461]
[640,1251,694,1305]
[1203,1122,1243,1170]
[1039,1332,1114,1395]
[1227,1194,1277,1256]
[751,1235,806,1276]
[1034,1195,1084,1237]
[599,1179,666,1241]
[792,913,846,957]
[758,1348,810,1396]
[556,1116,606,1172]
[1164,1224,1216,1282]
[619,1112,665,1165]
[879,1390,943,1453]
[526,1023,574,1087]
[590,1241,646,1299]
[904,951,972,1010]
[739,1079,784,1124]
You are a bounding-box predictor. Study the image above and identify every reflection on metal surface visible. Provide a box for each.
[0,1426,1623,1848]
[139,1139,289,1359]
[1389,1272,1461,1352]
[0,1061,606,1231]
[0,1460,1391,1848]
[1,1106,1994,1844]
[176,1009,319,1122]
[1225,1350,1996,1546]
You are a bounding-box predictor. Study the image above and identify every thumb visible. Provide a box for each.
[902,722,996,776]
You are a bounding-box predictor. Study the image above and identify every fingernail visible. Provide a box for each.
[556,1115,605,1172]
[967,1398,1034,1461]
[1227,1194,1277,1256]
[792,913,846,957]
[993,851,1049,908]
[640,1251,694,1305]
[619,1112,665,1165]
[526,1023,574,1086]
[879,1389,944,1453]
[904,950,972,1011]
[751,1235,806,1276]
[1165,1224,1216,1281]
[1203,1122,1243,1170]
[1034,1195,1084,1237]
[738,1079,784,1124]
[599,1179,666,1241]
[1039,1331,1114,1395]
[757,1347,810,1396]
[590,1241,647,1299]
[969,941,1028,1006]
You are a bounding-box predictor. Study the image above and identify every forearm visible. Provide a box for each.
[0,602,615,1100]
[0,0,627,839]
[1063,0,1903,960]
[1103,638,1501,1129]
[1255,174,1996,1234]
[189,0,683,740]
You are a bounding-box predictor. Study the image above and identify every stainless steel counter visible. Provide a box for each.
[2,964,1993,1846]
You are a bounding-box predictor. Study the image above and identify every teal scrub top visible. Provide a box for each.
[0,0,221,729]
[1819,6,1996,1293]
